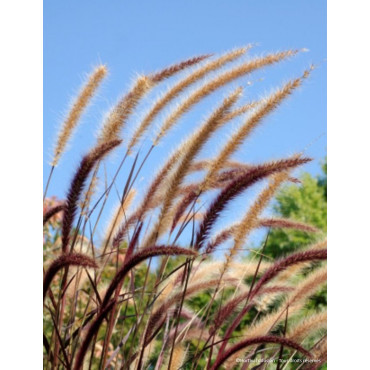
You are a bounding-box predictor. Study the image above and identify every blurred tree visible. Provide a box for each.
[264,158,327,258]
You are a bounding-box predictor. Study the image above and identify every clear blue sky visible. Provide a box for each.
[44,1,326,243]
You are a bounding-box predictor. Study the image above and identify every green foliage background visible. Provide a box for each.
[264,158,327,258]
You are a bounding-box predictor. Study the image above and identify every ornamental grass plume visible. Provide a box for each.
[224,171,292,269]
[189,158,251,172]
[98,53,210,146]
[154,50,298,145]
[43,253,97,301]
[52,65,107,166]
[112,157,252,246]
[195,156,311,250]
[128,47,246,151]
[204,217,317,255]
[276,239,327,282]
[97,76,152,144]
[43,47,326,370]
[148,53,212,83]
[43,203,64,225]
[287,310,327,342]
[257,217,319,233]
[143,87,243,247]
[248,249,327,302]
[167,343,187,370]
[124,97,256,240]
[61,139,122,253]
[201,68,312,190]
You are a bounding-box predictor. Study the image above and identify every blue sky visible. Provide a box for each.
[44,1,326,244]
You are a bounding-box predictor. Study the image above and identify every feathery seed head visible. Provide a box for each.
[195,156,311,250]
[287,310,327,341]
[52,65,107,166]
[228,171,291,263]
[153,48,291,145]
[148,54,212,83]
[98,75,151,144]
[61,139,122,253]
[129,47,248,151]
[43,253,98,301]
[201,67,310,189]
[142,87,243,247]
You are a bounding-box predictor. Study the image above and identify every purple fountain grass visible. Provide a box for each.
[128,48,247,152]
[44,48,326,370]
[250,249,327,300]
[188,159,251,173]
[52,65,108,167]
[148,53,212,83]
[204,217,318,255]
[113,165,247,245]
[170,167,249,232]
[101,246,197,309]
[73,246,197,369]
[195,156,312,250]
[210,336,312,370]
[43,253,98,301]
[43,203,65,225]
[61,139,122,253]
[143,87,243,247]
[170,169,310,234]
[257,218,319,233]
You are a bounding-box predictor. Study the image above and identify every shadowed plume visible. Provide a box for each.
[195,156,311,250]
[61,139,122,253]
[43,253,97,301]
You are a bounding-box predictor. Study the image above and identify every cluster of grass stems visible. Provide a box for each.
[43,46,327,370]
